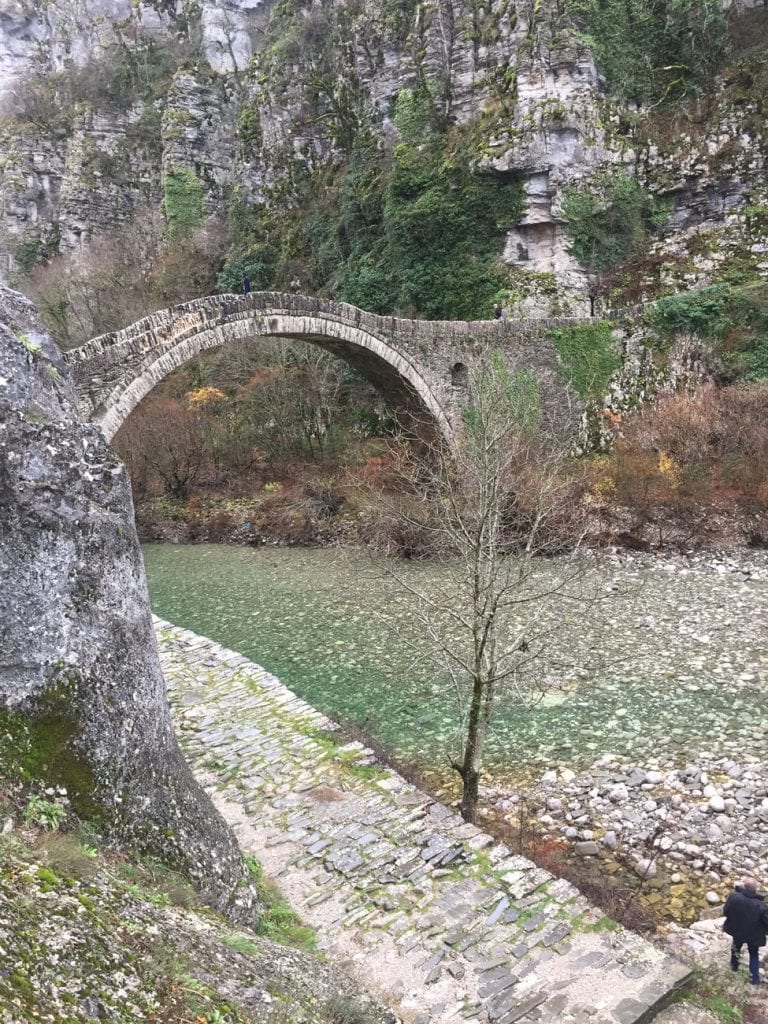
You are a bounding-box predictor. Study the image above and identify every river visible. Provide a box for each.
[143,543,768,783]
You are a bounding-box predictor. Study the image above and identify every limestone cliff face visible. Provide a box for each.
[0,283,256,924]
[0,0,766,313]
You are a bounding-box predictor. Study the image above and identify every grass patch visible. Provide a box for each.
[220,931,261,957]
[676,966,747,1024]
[339,758,387,782]
[574,912,620,934]
[245,855,318,953]
[109,853,198,910]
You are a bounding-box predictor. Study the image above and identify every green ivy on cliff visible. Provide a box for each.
[569,0,728,104]
[163,167,205,239]
[650,283,768,382]
[562,171,671,275]
[379,132,523,319]
[552,322,620,399]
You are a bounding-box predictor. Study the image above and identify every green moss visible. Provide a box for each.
[16,331,42,357]
[342,761,387,781]
[0,673,98,821]
[9,973,33,996]
[552,322,621,400]
[574,912,620,933]
[237,105,262,150]
[35,867,59,886]
[163,165,206,239]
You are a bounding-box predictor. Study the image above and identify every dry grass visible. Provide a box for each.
[308,786,345,803]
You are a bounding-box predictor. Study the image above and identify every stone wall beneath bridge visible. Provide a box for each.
[64,292,592,443]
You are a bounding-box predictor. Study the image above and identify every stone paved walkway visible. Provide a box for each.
[156,618,690,1024]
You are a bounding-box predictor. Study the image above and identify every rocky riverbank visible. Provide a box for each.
[487,753,768,927]
[134,489,768,555]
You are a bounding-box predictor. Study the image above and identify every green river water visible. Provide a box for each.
[143,543,768,779]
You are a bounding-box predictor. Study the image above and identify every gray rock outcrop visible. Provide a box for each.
[0,284,256,925]
[2,0,764,316]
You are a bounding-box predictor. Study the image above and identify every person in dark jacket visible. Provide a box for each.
[242,273,251,295]
[724,877,768,984]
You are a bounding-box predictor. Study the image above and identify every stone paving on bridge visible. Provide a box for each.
[156,618,690,1024]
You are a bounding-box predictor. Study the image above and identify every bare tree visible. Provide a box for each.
[237,343,347,465]
[371,354,592,823]
[25,210,225,350]
[114,397,205,500]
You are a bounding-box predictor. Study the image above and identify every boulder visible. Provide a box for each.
[0,287,256,925]
[575,840,600,856]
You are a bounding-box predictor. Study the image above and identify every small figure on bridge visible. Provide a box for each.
[493,303,504,320]
[242,273,251,295]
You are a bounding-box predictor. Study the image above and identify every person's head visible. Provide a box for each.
[743,877,759,892]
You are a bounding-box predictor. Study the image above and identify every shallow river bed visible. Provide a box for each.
[143,544,768,778]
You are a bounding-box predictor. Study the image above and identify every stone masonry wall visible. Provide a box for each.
[63,291,591,442]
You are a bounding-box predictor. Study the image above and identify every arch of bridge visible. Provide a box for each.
[65,294,459,444]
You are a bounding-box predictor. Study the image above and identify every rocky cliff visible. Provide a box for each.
[0,0,766,320]
[0,283,257,924]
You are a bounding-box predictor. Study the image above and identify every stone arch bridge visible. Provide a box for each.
[64,292,591,445]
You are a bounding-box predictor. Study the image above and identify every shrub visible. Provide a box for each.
[649,283,768,382]
[607,382,768,526]
[6,30,199,131]
[382,139,523,319]
[219,121,524,320]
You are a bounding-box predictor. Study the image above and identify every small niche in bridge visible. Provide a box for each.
[451,362,468,389]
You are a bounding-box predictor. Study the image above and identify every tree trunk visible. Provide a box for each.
[459,762,481,823]
[457,672,493,823]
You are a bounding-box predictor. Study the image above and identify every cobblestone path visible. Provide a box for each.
[157,619,690,1024]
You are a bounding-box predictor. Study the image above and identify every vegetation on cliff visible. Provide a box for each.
[0,786,381,1024]
[6,0,766,335]
[570,0,728,104]
[219,87,524,320]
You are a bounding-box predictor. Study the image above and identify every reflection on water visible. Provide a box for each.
[143,543,768,776]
